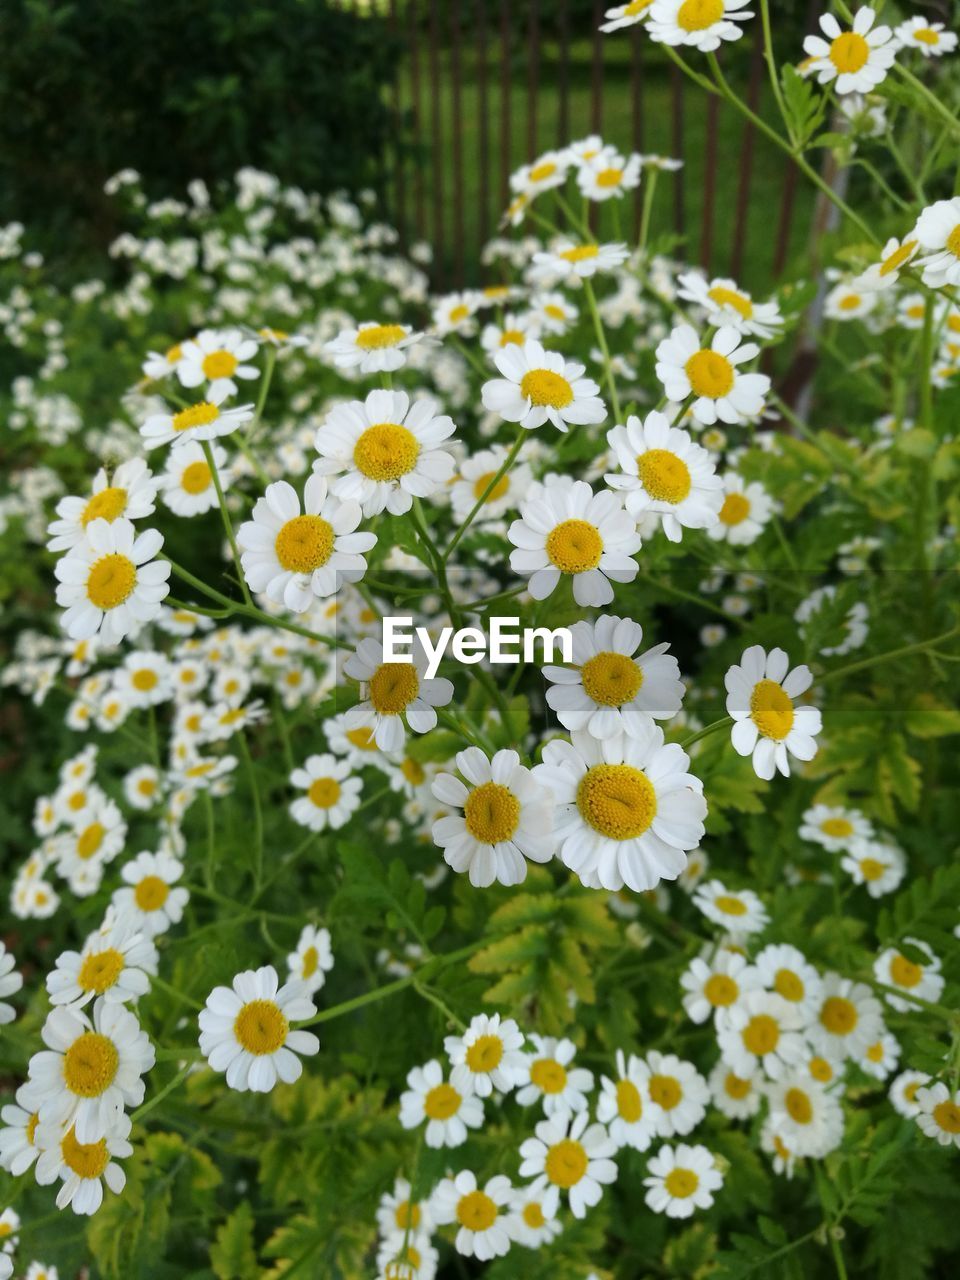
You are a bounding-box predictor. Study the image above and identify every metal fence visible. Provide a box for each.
[331,0,824,290]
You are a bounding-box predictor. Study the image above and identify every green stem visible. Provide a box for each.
[680,716,733,752]
[583,276,622,423]
[236,731,264,890]
[819,625,960,684]
[130,1064,196,1124]
[201,441,253,607]
[444,425,525,560]
[638,168,659,255]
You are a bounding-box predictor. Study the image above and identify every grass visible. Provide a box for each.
[387,35,817,292]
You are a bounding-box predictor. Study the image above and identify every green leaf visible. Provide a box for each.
[211,1202,258,1280]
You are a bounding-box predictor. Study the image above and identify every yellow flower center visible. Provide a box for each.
[499,328,526,347]
[544,304,567,320]
[578,764,656,841]
[913,27,940,46]
[134,875,169,911]
[368,662,420,716]
[664,1167,700,1197]
[530,1057,567,1094]
[820,996,857,1036]
[166,343,183,363]
[520,368,574,409]
[355,323,407,350]
[180,460,212,494]
[456,1190,498,1232]
[81,487,128,527]
[172,401,221,433]
[523,1201,546,1228]
[810,1056,834,1083]
[749,678,795,740]
[63,1032,119,1097]
[401,757,426,785]
[889,954,923,988]
[704,973,739,1007]
[68,790,87,810]
[346,727,378,751]
[880,240,917,276]
[61,1127,109,1180]
[201,350,238,380]
[77,822,106,860]
[86,554,137,611]
[624,0,653,13]
[529,161,558,183]
[423,1081,461,1120]
[649,1073,682,1109]
[301,946,319,978]
[308,777,341,809]
[685,349,735,399]
[616,1078,643,1122]
[132,669,159,692]
[596,167,624,188]
[708,285,754,319]
[742,1013,780,1056]
[946,225,960,259]
[821,817,853,838]
[545,519,604,573]
[466,1034,505,1073]
[545,1138,588,1188]
[714,893,747,916]
[773,1135,791,1160]
[933,1100,960,1134]
[394,1201,420,1231]
[839,294,862,311]
[78,948,125,994]
[866,1041,884,1063]
[785,1087,813,1124]
[719,492,750,526]
[560,244,600,263]
[829,31,870,74]
[26,1113,39,1145]
[353,423,420,482]
[274,515,335,574]
[724,1072,752,1099]
[774,969,805,1002]
[464,780,522,846]
[233,999,288,1055]
[472,470,510,502]
[580,651,643,707]
[638,448,692,503]
[859,857,884,882]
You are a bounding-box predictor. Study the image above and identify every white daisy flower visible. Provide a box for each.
[314,389,456,517]
[376,1176,432,1241]
[431,1171,514,1260]
[601,0,655,33]
[46,460,158,553]
[111,851,189,938]
[895,17,958,58]
[840,839,906,897]
[482,338,605,432]
[114,650,173,708]
[451,445,533,523]
[643,1051,709,1137]
[677,272,783,339]
[288,753,363,831]
[198,965,319,1093]
[544,615,684,740]
[725,645,822,780]
[754,943,823,1020]
[480,312,541,357]
[432,290,480,336]
[855,235,921,292]
[510,151,570,198]
[515,1035,595,1116]
[140,388,255,449]
[915,1084,960,1149]
[430,748,554,888]
[799,804,874,853]
[693,880,769,934]
[509,478,642,607]
[825,281,877,321]
[605,411,723,541]
[717,990,807,1080]
[506,1177,562,1248]
[529,240,631,285]
[122,766,162,811]
[680,949,761,1026]
[914,196,960,288]
[530,291,580,334]
[766,1075,844,1158]
[398,1059,484,1148]
[287,924,334,993]
[34,1113,132,1216]
[444,1012,527,1098]
[324,321,425,373]
[342,637,454,753]
[655,324,769,426]
[760,1118,798,1179]
[55,518,171,643]
[808,974,885,1062]
[375,1237,438,1280]
[142,341,186,381]
[0,945,23,1024]
[596,1050,658,1151]
[803,7,897,95]
[0,1082,45,1175]
[53,797,127,892]
[577,150,642,202]
[237,476,376,612]
[859,1031,901,1080]
[707,472,774,545]
[518,1110,618,1219]
[888,1069,931,1119]
[708,1059,763,1120]
[873,938,944,1012]
[324,710,384,765]
[176,327,260,398]
[29,999,155,1142]
[46,916,158,1009]
[643,1142,723,1218]
[532,725,707,893]
[161,441,229,517]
